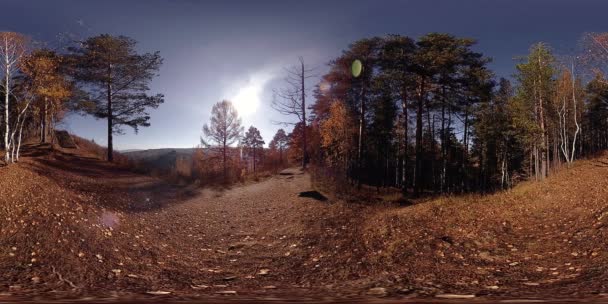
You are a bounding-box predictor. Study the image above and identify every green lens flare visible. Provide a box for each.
[351,59,362,77]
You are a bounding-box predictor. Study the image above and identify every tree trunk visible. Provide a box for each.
[301,60,308,169]
[223,139,227,181]
[537,55,547,179]
[4,60,10,163]
[401,88,408,194]
[357,85,366,188]
[42,97,48,143]
[414,78,425,197]
[107,65,114,162]
[570,62,580,163]
[462,107,469,191]
[16,110,27,161]
[426,103,435,192]
[441,86,446,193]
[253,147,257,174]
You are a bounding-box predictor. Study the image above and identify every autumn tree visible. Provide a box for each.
[67,34,164,161]
[0,32,29,163]
[242,126,265,174]
[11,49,71,161]
[319,100,355,169]
[286,122,313,165]
[579,32,608,82]
[21,49,72,144]
[201,100,243,181]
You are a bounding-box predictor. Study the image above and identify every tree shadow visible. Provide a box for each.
[299,190,328,201]
[593,159,608,167]
[20,145,200,213]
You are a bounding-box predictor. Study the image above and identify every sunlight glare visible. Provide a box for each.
[232,84,261,117]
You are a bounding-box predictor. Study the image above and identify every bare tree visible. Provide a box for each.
[201,100,243,181]
[0,32,29,164]
[272,57,315,168]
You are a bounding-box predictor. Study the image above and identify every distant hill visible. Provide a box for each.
[123,148,199,160]
[123,148,201,173]
[119,149,143,153]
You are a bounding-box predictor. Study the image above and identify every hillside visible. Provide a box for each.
[122,148,199,173]
[123,148,199,161]
[1,144,608,301]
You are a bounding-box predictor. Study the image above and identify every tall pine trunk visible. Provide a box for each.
[401,88,408,194]
[301,60,307,169]
[441,86,446,193]
[107,65,114,162]
[414,78,425,197]
[537,54,547,180]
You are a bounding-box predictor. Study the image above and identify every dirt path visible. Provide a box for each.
[134,168,330,294]
[3,146,608,302]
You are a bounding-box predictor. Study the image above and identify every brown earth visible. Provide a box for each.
[1,144,608,303]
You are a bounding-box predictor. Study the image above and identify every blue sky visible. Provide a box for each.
[2,0,607,149]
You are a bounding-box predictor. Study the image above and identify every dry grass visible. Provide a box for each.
[2,143,608,300]
[346,152,608,296]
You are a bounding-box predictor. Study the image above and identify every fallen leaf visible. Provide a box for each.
[146,291,171,295]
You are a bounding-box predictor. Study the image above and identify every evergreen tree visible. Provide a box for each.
[67,34,164,161]
[515,43,555,180]
[269,128,289,165]
[242,126,265,174]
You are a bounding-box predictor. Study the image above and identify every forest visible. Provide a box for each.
[2,31,608,197]
[182,32,608,195]
[292,32,608,195]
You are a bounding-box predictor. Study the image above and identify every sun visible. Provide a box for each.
[232,84,261,117]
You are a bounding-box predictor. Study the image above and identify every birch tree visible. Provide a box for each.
[554,69,583,164]
[0,32,29,163]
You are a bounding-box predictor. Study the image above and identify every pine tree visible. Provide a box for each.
[67,34,164,161]
[242,126,265,174]
[515,43,555,180]
[269,129,289,165]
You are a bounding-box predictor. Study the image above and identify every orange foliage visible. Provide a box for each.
[319,100,355,167]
